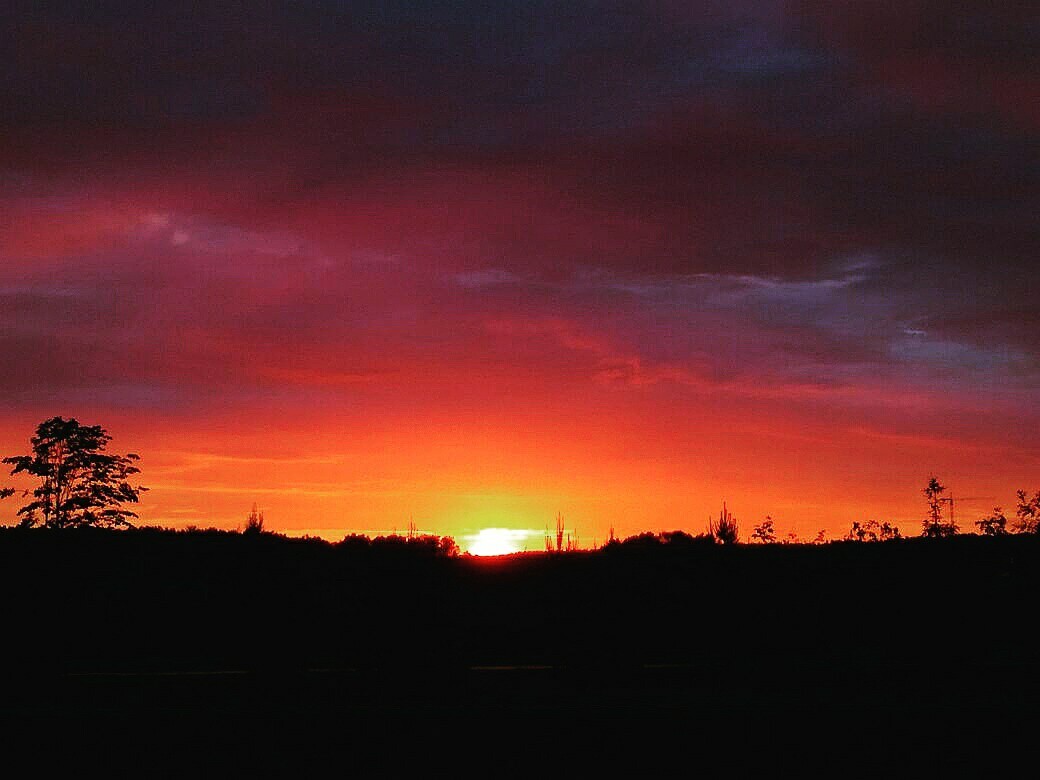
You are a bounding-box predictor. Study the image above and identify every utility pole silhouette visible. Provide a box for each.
[935,493,992,534]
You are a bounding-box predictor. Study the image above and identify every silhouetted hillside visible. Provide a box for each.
[2,527,1039,712]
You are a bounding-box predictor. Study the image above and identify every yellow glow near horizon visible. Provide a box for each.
[467,527,523,556]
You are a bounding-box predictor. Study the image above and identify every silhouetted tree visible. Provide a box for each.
[338,533,372,552]
[244,504,265,534]
[751,517,777,543]
[437,536,460,557]
[975,507,1009,536]
[0,416,146,528]
[659,530,714,548]
[617,531,662,550]
[709,502,739,544]
[922,476,956,538]
[846,519,901,542]
[846,521,871,542]
[1014,490,1040,534]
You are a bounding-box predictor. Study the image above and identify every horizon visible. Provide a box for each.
[0,429,1017,551]
[2,3,1037,548]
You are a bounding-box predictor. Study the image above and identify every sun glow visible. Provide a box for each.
[467,527,523,556]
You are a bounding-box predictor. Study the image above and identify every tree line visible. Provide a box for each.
[2,417,1038,545]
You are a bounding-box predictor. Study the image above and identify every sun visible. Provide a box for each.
[467,527,522,556]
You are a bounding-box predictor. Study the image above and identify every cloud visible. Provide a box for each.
[455,269,525,288]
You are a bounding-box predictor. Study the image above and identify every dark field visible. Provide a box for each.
[3,528,1039,718]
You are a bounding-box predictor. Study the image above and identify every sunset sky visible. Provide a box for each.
[1,2,1037,548]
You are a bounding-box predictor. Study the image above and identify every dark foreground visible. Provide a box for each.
[3,528,1039,720]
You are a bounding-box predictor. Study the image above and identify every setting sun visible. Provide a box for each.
[466,528,524,556]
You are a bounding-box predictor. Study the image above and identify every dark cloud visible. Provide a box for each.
[1,0,1037,416]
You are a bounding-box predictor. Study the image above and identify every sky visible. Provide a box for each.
[1,1,1037,547]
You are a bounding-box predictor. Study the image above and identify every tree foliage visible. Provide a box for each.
[1014,490,1040,534]
[751,517,776,544]
[709,502,739,544]
[244,504,265,534]
[975,507,1009,536]
[334,531,460,557]
[0,417,146,529]
[922,475,957,538]
[846,519,902,542]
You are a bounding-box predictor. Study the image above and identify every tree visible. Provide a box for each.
[659,530,715,549]
[708,502,739,544]
[244,503,265,534]
[922,476,956,538]
[751,517,777,544]
[975,507,1009,536]
[846,519,901,542]
[437,536,460,557]
[878,521,902,541]
[0,416,146,528]
[1014,490,1040,534]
